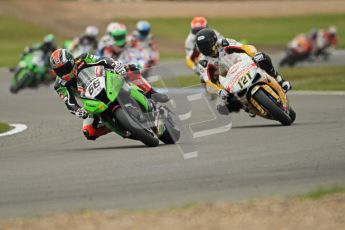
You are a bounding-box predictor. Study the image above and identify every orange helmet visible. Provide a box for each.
[191,16,208,35]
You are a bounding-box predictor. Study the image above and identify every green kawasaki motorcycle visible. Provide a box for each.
[10,50,52,94]
[78,65,180,147]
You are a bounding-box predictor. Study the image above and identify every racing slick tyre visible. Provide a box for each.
[253,89,292,126]
[10,71,32,94]
[289,108,296,124]
[159,115,180,144]
[114,107,159,147]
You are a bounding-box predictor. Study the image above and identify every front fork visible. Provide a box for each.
[129,86,150,112]
[128,86,166,137]
[103,85,155,137]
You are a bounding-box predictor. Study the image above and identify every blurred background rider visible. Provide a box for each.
[184,16,223,74]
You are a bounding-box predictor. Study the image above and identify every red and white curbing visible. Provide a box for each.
[0,124,27,137]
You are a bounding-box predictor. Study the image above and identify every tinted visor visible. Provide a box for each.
[54,62,73,77]
[138,30,149,38]
[112,34,126,41]
[197,40,217,56]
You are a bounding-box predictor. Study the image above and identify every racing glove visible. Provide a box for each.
[113,61,127,77]
[193,65,200,75]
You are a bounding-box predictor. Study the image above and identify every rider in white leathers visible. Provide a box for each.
[196,29,291,115]
[184,16,223,74]
[129,20,159,66]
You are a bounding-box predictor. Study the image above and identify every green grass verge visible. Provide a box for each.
[301,185,345,200]
[0,15,65,67]
[152,75,199,88]
[281,66,345,91]
[1,13,345,66]
[118,13,345,58]
[0,122,11,133]
[161,66,345,91]
[120,14,345,47]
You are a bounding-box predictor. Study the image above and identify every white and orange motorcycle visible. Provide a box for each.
[219,55,296,126]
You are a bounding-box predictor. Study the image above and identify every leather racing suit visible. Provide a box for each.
[185,28,223,73]
[198,38,290,115]
[54,53,161,140]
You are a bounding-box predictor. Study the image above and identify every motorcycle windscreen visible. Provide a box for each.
[31,50,45,67]
[78,66,106,98]
[219,59,257,94]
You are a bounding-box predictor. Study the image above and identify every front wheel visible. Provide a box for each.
[253,89,292,126]
[279,55,290,67]
[10,70,33,94]
[279,54,296,67]
[289,108,296,124]
[114,108,159,147]
[159,111,180,144]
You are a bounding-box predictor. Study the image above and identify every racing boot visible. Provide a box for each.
[126,64,169,103]
[146,88,170,103]
[253,52,292,92]
[82,117,111,140]
[275,74,292,93]
[83,125,111,141]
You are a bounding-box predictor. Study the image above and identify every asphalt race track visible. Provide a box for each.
[0,66,345,218]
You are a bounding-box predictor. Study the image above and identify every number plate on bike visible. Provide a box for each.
[86,79,102,97]
[220,61,256,93]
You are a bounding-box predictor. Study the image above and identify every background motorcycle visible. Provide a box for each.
[64,39,95,58]
[279,47,312,67]
[10,50,54,94]
[118,47,153,79]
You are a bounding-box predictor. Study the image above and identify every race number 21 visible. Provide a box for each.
[237,73,252,89]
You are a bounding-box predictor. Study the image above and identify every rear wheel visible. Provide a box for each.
[253,89,292,126]
[114,108,159,147]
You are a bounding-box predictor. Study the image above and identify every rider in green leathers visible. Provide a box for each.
[15,34,57,86]
[22,34,57,65]
[50,48,169,140]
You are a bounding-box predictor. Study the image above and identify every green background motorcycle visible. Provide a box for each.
[10,50,53,93]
